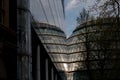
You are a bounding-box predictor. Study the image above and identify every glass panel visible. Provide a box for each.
[50,54,68,62]
[30,0,65,29]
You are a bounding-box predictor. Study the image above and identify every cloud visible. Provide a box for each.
[65,0,81,11]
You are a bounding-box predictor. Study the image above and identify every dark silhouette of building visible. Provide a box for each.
[0,0,17,80]
[0,0,63,80]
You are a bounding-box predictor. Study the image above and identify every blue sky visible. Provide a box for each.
[65,0,95,37]
[65,0,81,37]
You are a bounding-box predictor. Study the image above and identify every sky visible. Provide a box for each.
[30,0,96,38]
[65,0,95,37]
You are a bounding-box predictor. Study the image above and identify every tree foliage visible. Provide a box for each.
[75,1,120,80]
[77,0,120,23]
[92,0,120,19]
[76,8,90,25]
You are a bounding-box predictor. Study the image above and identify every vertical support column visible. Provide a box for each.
[51,68,54,80]
[37,45,40,80]
[46,59,48,80]
[17,0,31,80]
[55,74,57,80]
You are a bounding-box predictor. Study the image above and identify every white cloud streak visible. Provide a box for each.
[65,0,81,11]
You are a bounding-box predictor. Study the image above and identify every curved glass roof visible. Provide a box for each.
[32,18,120,80]
[33,23,68,80]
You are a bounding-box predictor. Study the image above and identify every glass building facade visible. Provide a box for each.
[17,0,65,79]
[30,0,120,80]
[1,0,120,80]
[30,0,68,80]
[67,18,120,80]
[33,23,68,80]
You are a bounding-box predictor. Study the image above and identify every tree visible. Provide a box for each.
[76,7,94,80]
[76,1,120,80]
[91,0,120,22]
[77,18,120,80]
[76,8,90,25]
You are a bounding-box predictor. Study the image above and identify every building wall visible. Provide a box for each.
[0,0,9,27]
[0,0,62,80]
[0,0,17,80]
